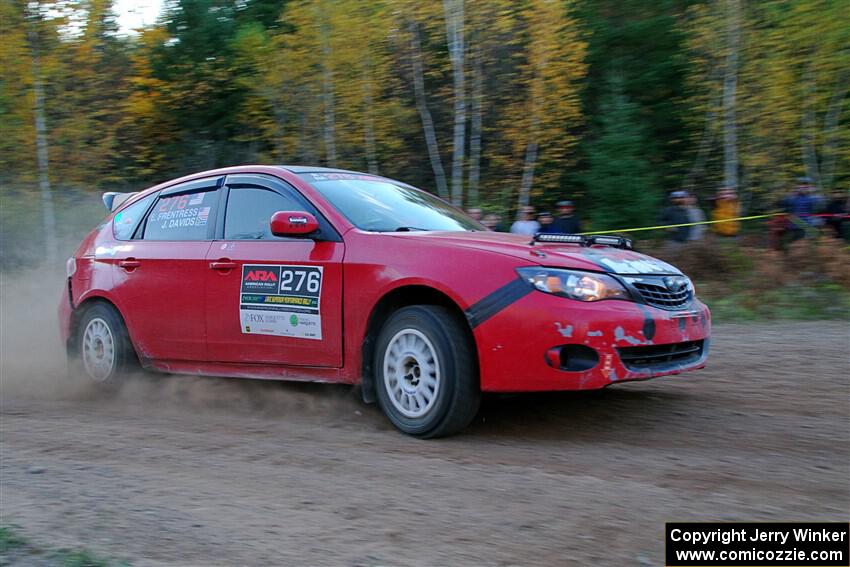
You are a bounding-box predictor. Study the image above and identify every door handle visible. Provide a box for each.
[118,258,140,270]
[210,260,237,271]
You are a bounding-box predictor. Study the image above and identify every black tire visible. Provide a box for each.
[72,302,137,386]
[374,305,480,438]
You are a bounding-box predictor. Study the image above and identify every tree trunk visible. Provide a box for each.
[516,141,538,215]
[28,7,58,268]
[319,8,337,167]
[443,0,466,207]
[800,64,821,188]
[362,73,379,175]
[722,0,740,191]
[467,46,483,208]
[265,86,288,161]
[684,67,721,192]
[409,22,449,199]
[818,70,849,190]
[297,84,315,163]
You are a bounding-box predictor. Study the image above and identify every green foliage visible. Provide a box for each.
[583,78,660,231]
[0,525,127,567]
[574,0,696,199]
[0,526,28,552]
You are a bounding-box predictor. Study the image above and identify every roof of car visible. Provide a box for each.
[277,165,370,175]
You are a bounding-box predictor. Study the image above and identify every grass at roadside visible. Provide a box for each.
[0,526,127,567]
[646,237,850,323]
[701,282,850,321]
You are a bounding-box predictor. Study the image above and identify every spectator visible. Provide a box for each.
[685,194,706,241]
[482,213,506,232]
[825,189,848,239]
[787,177,824,227]
[495,214,507,232]
[770,189,804,250]
[510,206,541,235]
[771,178,826,248]
[550,200,582,234]
[466,207,483,222]
[712,186,740,237]
[660,191,691,244]
[538,211,556,233]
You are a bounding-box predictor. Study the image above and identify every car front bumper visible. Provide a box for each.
[474,290,711,392]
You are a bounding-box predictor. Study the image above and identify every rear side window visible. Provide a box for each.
[144,190,217,241]
[113,194,155,240]
[224,187,306,240]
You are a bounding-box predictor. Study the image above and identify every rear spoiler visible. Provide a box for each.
[102,192,138,212]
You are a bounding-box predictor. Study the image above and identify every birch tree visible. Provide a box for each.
[467,47,483,207]
[502,0,587,214]
[318,1,337,167]
[443,0,465,206]
[686,0,850,201]
[0,0,37,182]
[26,2,58,267]
[722,0,740,191]
[407,20,449,199]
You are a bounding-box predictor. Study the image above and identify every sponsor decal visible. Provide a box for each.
[152,194,212,231]
[239,264,323,340]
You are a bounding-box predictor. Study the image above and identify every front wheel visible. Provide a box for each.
[374,305,480,438]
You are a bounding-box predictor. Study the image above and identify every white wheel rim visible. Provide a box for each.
[82,317,116,382]
[383,329,441,418]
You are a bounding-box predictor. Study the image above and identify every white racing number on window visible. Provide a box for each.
[239,264,323,340]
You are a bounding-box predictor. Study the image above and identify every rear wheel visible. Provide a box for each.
[75,303,136,386]
[375,305,480,438]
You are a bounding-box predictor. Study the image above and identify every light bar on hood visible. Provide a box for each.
[587,235,633,249]
[533,233,585,244]
[532,233,633,250]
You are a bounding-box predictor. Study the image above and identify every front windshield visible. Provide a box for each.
[299,173,482,232]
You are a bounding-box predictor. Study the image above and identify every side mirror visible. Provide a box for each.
[270,211,320,237]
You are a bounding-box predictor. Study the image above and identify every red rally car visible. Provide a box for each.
[59,165,710,437]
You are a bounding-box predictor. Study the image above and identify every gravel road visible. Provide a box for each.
[1,320,848,566]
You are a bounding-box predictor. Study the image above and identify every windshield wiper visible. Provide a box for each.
[392,226,430,232]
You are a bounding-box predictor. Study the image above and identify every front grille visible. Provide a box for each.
[629,280,692,310]
[617,340,705,371]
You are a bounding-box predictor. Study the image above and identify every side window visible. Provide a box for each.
[113,194,155,240]
[224,187,306,240]
[143,189,217,241]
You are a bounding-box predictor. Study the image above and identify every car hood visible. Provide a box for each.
[390,231,683,275]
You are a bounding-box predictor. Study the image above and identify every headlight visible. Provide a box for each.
[516,267,631,302]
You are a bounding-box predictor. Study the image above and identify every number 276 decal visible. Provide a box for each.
[280,269,321,293]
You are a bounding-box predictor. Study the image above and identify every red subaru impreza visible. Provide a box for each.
[59,165,710,437]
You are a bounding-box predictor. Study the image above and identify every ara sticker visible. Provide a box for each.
[239,264,323,340]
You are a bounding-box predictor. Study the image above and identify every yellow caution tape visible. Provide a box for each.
[578,213,782,236]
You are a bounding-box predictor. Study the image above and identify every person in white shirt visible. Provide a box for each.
[685,194,706,241]
[510,206,541,235]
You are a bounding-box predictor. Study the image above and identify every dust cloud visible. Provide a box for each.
[0,268,81,399]
[0,266,361,419]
